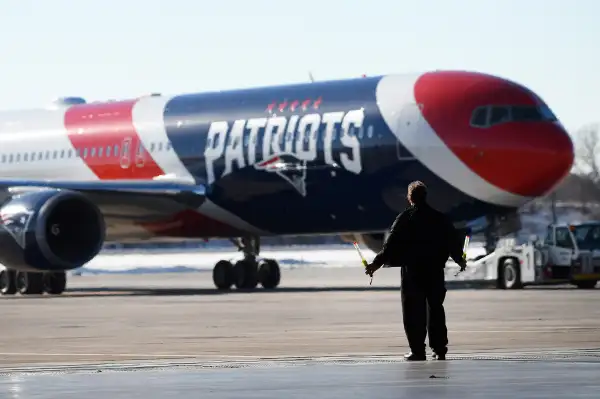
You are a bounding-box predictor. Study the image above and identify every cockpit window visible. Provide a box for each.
[470,104,558,128]
[470,107,488,127]
[489,106,510,125]
[539,104,558,122]
[511,106,542,122]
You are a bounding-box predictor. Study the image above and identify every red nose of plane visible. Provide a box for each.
[413,71,574,199]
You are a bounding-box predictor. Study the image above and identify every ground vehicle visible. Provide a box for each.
[454,222,600,289]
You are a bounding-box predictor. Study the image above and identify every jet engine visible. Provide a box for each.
[0,189,105,272]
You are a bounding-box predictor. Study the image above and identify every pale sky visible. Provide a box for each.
[0,0,597,134]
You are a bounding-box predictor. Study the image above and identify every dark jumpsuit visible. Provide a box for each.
[371,202,465,356]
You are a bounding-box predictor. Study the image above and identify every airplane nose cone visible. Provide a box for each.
[411,70,574,200]
[507,124,574,196]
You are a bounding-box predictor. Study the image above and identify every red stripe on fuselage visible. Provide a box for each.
[64,100,164,180]
[137,209,245,237]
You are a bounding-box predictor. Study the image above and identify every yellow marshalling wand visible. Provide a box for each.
[454,235,471,277]
[353,241,372,285]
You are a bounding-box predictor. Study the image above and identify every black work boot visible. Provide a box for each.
[404,352,426,361]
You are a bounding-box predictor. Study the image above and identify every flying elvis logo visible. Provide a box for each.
[254,153,309,196]
[204,108,364,196]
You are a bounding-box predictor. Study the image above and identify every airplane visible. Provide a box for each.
[0,70,574,296]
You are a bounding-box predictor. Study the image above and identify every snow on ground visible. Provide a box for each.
[76,243,487,276]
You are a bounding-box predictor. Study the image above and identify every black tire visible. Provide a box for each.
[234,259,258,290]
[258,259,281,289]
[16,271,44,295]
[0,270,16,295]
[213,260,234,290]
[44,272,67,295]
[575,280,597,289]
[500,259,522,289]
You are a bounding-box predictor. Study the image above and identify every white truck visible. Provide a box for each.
[454,222,600,289]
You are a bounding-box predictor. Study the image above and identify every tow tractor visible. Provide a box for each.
[456,222,600,289]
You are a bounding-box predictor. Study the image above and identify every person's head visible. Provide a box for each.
[407,180,427,206]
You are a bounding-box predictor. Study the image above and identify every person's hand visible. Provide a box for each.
[458,259,467,272]
[365,263,381,277]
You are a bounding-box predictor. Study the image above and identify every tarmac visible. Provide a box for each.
[1,266,599,398]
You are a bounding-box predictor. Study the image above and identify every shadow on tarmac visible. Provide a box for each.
[0,281,591,300]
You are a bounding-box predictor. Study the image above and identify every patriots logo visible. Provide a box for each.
[254,153,307,196]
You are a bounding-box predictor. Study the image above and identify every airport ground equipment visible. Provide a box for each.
[451,222,600,289]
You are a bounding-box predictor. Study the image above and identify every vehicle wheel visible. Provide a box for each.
[575,280,597,289]
[500,259,522,289]
[234,259,258,290]
[0,270,16,295]
[258,259,281,289]
[16,271,44,295]
[213,260,234,290]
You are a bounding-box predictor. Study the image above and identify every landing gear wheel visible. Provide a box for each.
[0,270,16,295]
[234,259,258,290]
[44,271,67,295]
[15,271,44,295]
[499,259,522,289]
[258,259,281,289]
[213,260,235,290]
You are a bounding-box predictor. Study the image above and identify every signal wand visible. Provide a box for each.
[454,235,471,277]
[353,241,372,285]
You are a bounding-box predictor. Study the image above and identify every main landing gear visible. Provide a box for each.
[0,269,67,296]
[212,237,281,291]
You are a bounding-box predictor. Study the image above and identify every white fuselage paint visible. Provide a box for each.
[0,106,98,180]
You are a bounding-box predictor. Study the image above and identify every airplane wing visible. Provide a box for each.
[0,178,206,197]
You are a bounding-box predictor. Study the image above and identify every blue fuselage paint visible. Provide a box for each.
[160,76,511,236]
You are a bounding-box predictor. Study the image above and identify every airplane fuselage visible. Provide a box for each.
[0,71,574,242]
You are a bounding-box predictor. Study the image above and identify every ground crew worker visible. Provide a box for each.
[365,180,467,361]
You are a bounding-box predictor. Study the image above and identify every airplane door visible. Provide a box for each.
[395,103,423,160]
[120,137,132,169]
[135,141,145,168]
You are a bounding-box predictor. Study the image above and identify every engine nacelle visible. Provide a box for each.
[0,189,105,272]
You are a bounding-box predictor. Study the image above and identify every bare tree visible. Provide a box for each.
[573,123,600,182]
